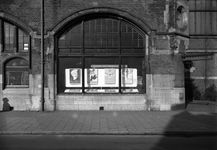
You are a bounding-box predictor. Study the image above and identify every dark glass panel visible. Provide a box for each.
[102,26,106,32]
[121,57,144,93]
[133,32,138,39]
[107,49,118,53]
[84,19,119,48]
[18,29,29,52]
[85,48,95,53]
[58,57,82,93]
[59,49,81,54]
[121,49,132,54]
[121,23,145,47]
[122,48,144,54]
[4,22,15,51]
[127,26,132,32]
[133,40,138,47]
[58,23,82,47]
[85,48,108,54]
[139,40,144,47]
[121,33,132,46]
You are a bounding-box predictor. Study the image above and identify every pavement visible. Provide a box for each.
[0,101,217,135]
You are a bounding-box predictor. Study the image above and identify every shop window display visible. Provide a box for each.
[57,17,146,94]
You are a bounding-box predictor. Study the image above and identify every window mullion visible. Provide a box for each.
[29,35,32,69]
[0,20,4,52]
[118,20,121,93]
[82,21,84,54]
[81,21,84,93]
[82,56,85,94]
[15,26,18,52]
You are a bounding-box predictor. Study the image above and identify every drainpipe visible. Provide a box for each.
[40,0,45,111]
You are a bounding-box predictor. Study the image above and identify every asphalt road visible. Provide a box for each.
[0,135,216,150]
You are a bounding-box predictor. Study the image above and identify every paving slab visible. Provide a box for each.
[0,109,216,135]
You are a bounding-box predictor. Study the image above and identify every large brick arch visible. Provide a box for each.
[0,12,33,34]
[50,7,152,35]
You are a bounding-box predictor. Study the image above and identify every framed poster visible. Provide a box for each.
[122,68,133,84]
[88,68,98,84]
[69,68,81,84]
[105,69,116,84]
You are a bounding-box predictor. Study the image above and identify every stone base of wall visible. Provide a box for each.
[57,95,146,110]
[146,74,185,111]
[146,87,185,111]
[1,88,54,111]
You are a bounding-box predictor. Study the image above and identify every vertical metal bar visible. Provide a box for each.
[14,27,18,52]
[29,35,32,69]
[82,21,85,94]
[118,20,121,93]
[0,20,4,52]
[41,0,45,111]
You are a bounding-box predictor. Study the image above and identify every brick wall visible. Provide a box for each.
[0,0,168,33]
[0,0,169,75]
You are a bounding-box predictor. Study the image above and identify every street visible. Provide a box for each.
[0,135,216,150]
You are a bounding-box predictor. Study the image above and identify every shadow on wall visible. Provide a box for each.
[2,97,14,111]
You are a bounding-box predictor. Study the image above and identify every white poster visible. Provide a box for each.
[65,68,82,87]
[122,68,133,84]
[69,68,81,84]
[105,69,116,84]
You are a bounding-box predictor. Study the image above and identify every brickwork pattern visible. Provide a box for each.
[0,0,166,33]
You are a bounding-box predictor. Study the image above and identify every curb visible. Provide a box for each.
[0,131,217,136]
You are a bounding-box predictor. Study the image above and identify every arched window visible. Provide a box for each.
[57,17,146,94]
[4,58,29,88]
[0,19,30,52]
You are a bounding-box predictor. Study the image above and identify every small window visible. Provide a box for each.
[5,58,29,88]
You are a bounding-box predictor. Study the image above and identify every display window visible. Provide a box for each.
[57,16,146,94]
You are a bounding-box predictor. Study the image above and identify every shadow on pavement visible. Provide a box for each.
[151,104,217,150]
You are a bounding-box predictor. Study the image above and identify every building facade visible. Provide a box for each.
[187,0,217,102]
[0,0,191,111]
